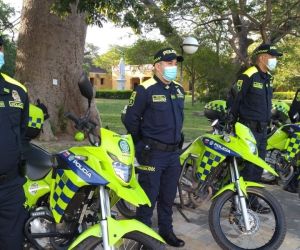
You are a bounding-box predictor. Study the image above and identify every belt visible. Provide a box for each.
[142,138,179,152]
[0,169,19,185]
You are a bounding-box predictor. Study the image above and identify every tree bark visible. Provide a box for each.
[15,0,100,140]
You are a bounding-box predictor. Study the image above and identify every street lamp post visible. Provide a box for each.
[180,36,199,105]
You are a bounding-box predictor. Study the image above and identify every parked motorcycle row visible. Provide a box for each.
[21,75,299,250]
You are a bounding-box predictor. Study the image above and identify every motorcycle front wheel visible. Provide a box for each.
[209,187,286,250]
[74,231,165,250]
[116,199,136,219]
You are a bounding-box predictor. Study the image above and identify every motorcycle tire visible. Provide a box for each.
[209,187,286,250]
[116,199,136,219]
[74,231,165,250]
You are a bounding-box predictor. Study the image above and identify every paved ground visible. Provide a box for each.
[149,185,300,250]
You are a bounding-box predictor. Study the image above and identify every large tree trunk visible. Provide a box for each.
[15,0,100,141]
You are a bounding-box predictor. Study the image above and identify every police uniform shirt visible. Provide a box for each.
[0,73,29,174]
[124,75,184,145]
[231,65,273,122]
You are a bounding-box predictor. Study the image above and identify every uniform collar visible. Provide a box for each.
[153,75,174,89]
[0,74,9,95]
[255,65,272,79]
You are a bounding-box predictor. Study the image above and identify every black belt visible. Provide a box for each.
[142,138,179,152]
[0,169,19,185]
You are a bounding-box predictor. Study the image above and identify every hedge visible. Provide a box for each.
[273,92,295,100]
[95,90,133,99]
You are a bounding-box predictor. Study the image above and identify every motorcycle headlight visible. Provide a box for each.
[112,162,132,183]
[246,139,257,154]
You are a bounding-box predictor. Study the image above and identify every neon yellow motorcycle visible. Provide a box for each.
[23,76,165,249]
[178,117,286,249]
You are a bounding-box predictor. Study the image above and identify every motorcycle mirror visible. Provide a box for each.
[211,119,219,127]
[78,72,94,107]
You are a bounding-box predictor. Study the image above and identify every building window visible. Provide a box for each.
[90,78,95,86]
[101,78,105,85]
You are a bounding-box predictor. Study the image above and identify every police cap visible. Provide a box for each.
[253,44,283,57]
[153,48,183,64]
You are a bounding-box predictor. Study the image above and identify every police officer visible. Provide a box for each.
[124,48,185,247]
[0,36,29,249]
[228,44,282,213]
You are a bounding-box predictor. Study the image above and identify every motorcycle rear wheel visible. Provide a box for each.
[209,187,286,250]
[74,231,165,250]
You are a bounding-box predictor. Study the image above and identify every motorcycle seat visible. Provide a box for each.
[23,142,53,181]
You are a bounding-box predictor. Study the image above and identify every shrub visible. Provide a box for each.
[95,90,133,99]
[273,92,295,100]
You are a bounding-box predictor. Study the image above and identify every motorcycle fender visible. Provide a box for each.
[212,177,264,199]
[68,217,165,249]
[245,154,279,177]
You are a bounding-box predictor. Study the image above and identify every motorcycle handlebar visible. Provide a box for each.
[65,112,80,125]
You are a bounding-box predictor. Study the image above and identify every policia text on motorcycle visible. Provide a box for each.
[0,36,29,249]
[227,44,283,214]
[124,48,185,247]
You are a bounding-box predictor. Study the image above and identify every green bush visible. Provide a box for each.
[95,90,133,99]
[273,92,295,100]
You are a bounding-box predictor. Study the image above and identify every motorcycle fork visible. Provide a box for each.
[99,186,114,250]
[230,157,251,231]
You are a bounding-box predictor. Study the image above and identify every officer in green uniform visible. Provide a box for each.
[0,36,29,249]
[228,44,282,214]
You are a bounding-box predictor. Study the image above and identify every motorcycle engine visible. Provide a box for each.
[265,150,282,167]
[25,207,73,249]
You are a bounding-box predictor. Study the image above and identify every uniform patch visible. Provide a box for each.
[128,91,137,106]
[9,101,24,109]
[0,101,5,107]
[3,88,9,93]
[176,88,184,98]
[236,79,243,91]
[136,165,156,172]
[12,90,21,102]
[152,95,166,102]
[253,82,263,89]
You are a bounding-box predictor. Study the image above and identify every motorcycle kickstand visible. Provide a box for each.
[175,183,191,223]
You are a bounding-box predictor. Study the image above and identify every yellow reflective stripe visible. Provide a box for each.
[173,80,182,87]
[141,77,157,89]
[243,66,258,78]
[1,73,27,93]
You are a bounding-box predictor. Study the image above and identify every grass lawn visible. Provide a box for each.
[96,97,210,142]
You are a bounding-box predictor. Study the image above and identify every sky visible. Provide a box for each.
[4,0,164,54]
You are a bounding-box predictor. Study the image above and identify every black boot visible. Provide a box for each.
[159,231,185,247]
[248,195,271,214]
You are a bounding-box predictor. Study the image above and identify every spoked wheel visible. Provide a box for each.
[75,231,165,250]
[209,187,286,250]
[116,199,136,219]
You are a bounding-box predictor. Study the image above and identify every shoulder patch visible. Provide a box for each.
[1,73,27,93]
[243,66,258,78]
[128,91,137,106]
[236,79,243,91]
[141,78,157,89]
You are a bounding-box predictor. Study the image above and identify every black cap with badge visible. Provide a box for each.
[153,48,184,64]
[253,44,283,57]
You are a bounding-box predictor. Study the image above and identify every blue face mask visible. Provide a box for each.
[0,52,4,69]
[267,58,277,71]
[163,66,177,81]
